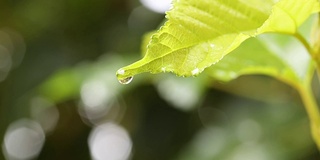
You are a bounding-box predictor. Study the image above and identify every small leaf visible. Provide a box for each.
[117,0,320,81]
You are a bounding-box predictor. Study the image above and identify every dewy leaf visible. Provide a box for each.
[116,0,320,82]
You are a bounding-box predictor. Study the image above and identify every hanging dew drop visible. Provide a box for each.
[118,76,133,84]
[116,68,133,84]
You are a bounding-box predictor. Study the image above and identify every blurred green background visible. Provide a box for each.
[0,0,319,159]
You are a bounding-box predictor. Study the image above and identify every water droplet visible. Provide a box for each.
[118,77,133,85]
[191,68,200,75]
[161,67,166,72]
[210,44,215,48]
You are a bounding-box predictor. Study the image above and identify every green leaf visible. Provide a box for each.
[207,33,312,86]
[116,0,320,82]
[38,55,141,102]
[208,15,317,88]
[39,68,83,102]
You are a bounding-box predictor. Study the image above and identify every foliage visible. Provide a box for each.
[118,0,320,150]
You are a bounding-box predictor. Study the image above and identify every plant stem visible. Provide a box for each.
[295,32,320,149]
[297,85,320,149]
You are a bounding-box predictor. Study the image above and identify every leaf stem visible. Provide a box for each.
[294,32,320,149]
[297,85,320,149]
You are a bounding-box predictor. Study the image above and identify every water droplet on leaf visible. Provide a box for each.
[118,76,133,85]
